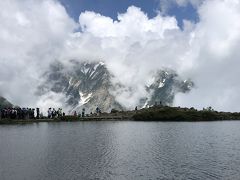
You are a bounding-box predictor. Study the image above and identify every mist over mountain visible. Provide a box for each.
[141,70,193,108]
[37,60,122,113]
[37,60,193,113]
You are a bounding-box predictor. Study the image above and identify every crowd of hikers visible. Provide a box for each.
[0,106,102,120]
[73,107,101,118]
[0,107,41,120]
[0,107,66,120]
[47,108,64,119]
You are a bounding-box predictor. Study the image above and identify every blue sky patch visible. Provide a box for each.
[59,0,199,29]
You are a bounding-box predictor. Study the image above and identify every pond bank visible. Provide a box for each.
[1,106,240,124]
[0,115,133,124]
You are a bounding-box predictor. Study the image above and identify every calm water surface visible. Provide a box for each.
[1,121,240,180]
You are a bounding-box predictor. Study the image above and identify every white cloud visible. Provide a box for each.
[174,0,240,112]
[0,0,76,110]
[65,1,240,111]
[36,91,71,115]
[1,0,240,112]
[63,6,185,108]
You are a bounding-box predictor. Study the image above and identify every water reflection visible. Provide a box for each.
[0,121,240,179]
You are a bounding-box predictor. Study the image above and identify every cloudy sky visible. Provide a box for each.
[0,0,240,112]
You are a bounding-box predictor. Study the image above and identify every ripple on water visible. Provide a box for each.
[0,121,240,180]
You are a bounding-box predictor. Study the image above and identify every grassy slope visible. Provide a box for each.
[0,96,12,109]
[132,106,240,121]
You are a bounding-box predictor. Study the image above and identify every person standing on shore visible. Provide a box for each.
[48,108,52,119]
[36,108,40,119]
[52,108,57,118]
[82,108,85,117]
[31,108,35,119]
[57,108,62,117]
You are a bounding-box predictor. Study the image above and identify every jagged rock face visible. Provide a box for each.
[38,60,193,113]
[141,70,193,107]
[0,96,12,109]
[38,60,123,113]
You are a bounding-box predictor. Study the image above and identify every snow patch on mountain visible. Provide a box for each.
[79,92,92,105]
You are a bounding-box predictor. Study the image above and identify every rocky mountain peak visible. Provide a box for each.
[37,60,193,114]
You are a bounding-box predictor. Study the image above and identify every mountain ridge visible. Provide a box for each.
[37,60,193,113]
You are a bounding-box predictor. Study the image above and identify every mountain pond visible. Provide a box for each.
[1,121,240,179]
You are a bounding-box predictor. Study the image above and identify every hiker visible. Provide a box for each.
[22,108,26,119]
[78,111,81,118]
[31,108,35,119]
[36,108,40,119]
[48,108,52,119]
[82,108,85,117]
[20,108,24,119]
[96,107,99,114]
[10,108,17,119]
[52,108,57,118]
[40,112,43,119]
[57,108,62,117]
[26,108,29,119]
[96,107,100,116]
[29,108,32,119]
[135,106,138,111]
